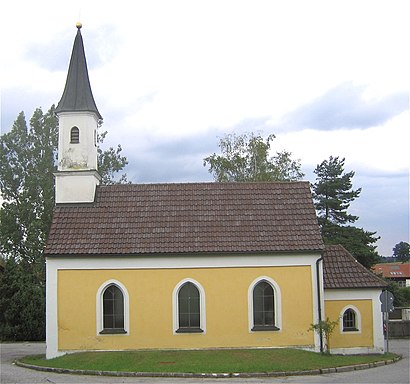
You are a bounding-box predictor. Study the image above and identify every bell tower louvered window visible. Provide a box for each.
[70,126,80,143]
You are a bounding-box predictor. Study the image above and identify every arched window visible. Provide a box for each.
[70,126,79,143]
[342,308,358,332]
[253,281,275,330]
[249,277,281,332]
[173,279,205,334]
[96,281,129,335]
[177,282,202,333]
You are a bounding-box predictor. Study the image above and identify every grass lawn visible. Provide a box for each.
[21,349,398,374]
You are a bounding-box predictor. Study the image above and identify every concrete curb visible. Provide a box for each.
[15,356,402,379]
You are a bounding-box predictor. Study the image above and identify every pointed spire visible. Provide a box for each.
[56,23,102,120]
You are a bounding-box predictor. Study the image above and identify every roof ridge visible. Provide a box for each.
[98,181,311,188]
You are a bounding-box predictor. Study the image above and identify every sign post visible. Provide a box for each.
[380,290,394,353]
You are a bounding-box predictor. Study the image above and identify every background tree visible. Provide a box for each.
[0,108,57,269]
[0,106,128,340]
[204,132,304,182]
[0,259,46,340]
[392,241,409,263]
[321,223,380,269]
[312,156,361,227]
[97,130,129,185]
[312,156,380,268]
[386,282,410,307]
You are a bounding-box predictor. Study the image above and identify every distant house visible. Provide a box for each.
[45,24,387,359]
[373,262,410,288]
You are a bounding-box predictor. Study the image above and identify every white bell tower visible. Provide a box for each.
[54,23,102,204]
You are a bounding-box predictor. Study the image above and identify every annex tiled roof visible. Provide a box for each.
[323,245,387,289]
[45,182,324,256]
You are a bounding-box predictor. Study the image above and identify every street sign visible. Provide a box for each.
[380,291,394,313]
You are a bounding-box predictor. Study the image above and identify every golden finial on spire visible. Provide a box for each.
[76,22,82,29]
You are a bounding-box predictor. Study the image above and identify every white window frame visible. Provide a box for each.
[96,279,130,336]
[248,276,282,332]
[340,305,361,334]
[172,278,206,335]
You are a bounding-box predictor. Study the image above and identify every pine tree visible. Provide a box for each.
[312,156,380,268]
[312,156,361,227]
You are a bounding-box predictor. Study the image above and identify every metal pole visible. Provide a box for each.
[385,290,389,353]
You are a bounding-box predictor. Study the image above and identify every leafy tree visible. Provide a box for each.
[392,241,409,263]
[272,150,305,182]
[0,106,128,340]
[0,107,57,269]
[0,259,45,341]
[386,282,410,307]
[312,156,380,268]
[97,130,129,185]
[204,132,304,182]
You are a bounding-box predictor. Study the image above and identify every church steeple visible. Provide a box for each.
[54,24,101,204]
[56,23,102,120]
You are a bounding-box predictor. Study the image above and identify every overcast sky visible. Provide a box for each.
[1,0,409,256]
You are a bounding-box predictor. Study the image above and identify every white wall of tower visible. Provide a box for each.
[57,111,98,171]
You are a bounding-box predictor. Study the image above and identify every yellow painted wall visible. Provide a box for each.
[324,300,373,349]
[57,266,315,351]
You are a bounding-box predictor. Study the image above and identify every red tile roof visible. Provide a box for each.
[373,262,410,279]
[323,245,387,289]
[45,182,324,256]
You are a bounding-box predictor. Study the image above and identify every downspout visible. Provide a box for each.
[316,255,324,353]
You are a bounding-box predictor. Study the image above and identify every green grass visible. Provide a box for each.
[20,349,398,374]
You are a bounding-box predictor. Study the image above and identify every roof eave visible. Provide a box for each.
[45,248,325,258]
[324,285,387,290]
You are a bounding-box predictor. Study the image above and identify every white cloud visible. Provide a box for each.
[275,111,409,174]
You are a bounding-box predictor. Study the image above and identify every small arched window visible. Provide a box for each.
[100,284,126,334]
[70,126,80,143]
[342,308,358,332]
[176,282,203,333]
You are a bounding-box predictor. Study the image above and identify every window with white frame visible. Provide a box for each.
[96,280,129,335]
[341,306,361,333]
[173,279,206,334]
[249,277,281,332]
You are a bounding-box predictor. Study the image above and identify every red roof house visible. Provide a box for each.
[373,262,410,288]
